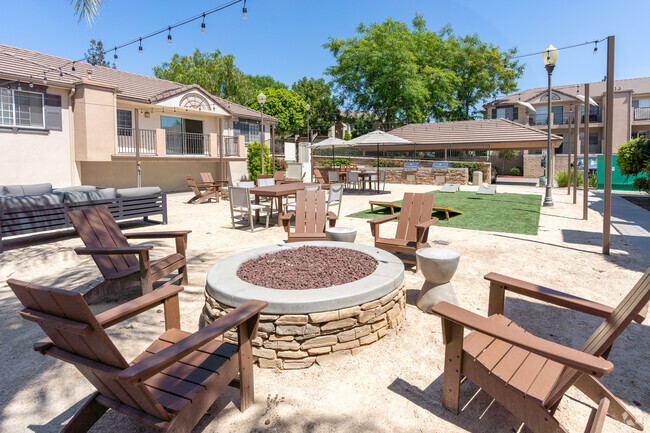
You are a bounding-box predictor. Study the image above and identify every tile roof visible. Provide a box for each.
[390,118,562,149]
[0,44,276,122]
[488,76,650,106]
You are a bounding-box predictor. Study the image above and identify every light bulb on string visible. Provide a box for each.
[201,13,206,33]
[139,38,143,55]
[242,0,247,19]
[72,61,76,72]
[17,82,22,90]
[43,72,47,85]
[59,68,63,78]
[593,41,598,54]
[114,48,118,64]
[29,76,34,88]
[167,27,172,45]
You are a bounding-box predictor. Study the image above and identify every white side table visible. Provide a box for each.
[415,248,460,313]
[325,227,357,243]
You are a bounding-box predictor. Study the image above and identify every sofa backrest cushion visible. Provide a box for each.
[0,193,63,212]
[63,188,117,203]
[53,185,97,193]
[116,187,162,198]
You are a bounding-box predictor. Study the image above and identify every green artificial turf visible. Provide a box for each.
[346,191,542,235]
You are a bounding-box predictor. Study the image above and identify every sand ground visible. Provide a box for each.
[0,183,648,433]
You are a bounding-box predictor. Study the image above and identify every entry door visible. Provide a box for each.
[183,119,204,154]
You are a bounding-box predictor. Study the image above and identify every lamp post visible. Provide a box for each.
[257,92,266,175]
[542,44,558,207]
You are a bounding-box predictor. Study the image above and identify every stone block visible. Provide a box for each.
[316,350,351,366]
[277,350,309,359]
[263,340,301,351]
[358,310,377,324]
[377,327,388,338]
[258,322,276,334]
[386,303,401,321]
[309,310,339,323]
[336,329,357,343]
[369,313,387,325]
[300,335,337,349]
[283,357,316,369]
[321,318,357,332]
[252,347,276,359]
[355,325,372,339]
[258,358,282,369]
[269,334,294,341]
[372,318,387,332]
[252,336,263,347]
[332,340,360,351]
[351,345,369,356]
[359,332,379,346]
[360,300,381,310]
[379,288,399,306]
[338,306,361,319]
[260,314,280,321]
[275,324,320,336]
[308,346,332,355]
[275,315,309,325]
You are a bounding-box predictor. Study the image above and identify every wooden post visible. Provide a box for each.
[567,112,572,195]
[573,106,579,204]
[603,36,614,255]
[583,84,590,220]
[134,108,141,187]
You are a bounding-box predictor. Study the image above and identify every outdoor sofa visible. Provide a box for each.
[0,183,167,251]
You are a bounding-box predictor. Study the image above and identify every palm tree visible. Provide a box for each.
[69,0,104,24]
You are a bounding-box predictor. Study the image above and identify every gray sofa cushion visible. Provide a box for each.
[1,183,54,196]
[116,186,162,197]
[0,193,63,212]
[63,188,117,203]
[2,185,26,196]
[53,185,97,193]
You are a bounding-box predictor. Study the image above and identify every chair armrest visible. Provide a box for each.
[118,299,268,383]
[368,215,399,225]
[75,246,152,255]
[94,285,185,328]
[432,302,613,377]
[484,273,645,324]
[415,218,439,230]
[326,211,338,228]
[124,230,191,239]
[281,211,295,233]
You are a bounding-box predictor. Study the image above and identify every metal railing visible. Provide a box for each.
[634,107,650,121]
[117,128,156,154]
[166,131,209,155]
[223,136,239,156]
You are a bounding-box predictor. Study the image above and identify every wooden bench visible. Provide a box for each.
[369,200,463,221]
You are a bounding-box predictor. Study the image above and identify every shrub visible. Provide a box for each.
[450,161,491,179]
[617,137,650,194]
[554,169,584,188]
[372,158,404,168]
[321,158,350,167]
[271,156,287,172]
[343,130,352,141]
[509,167,522,176]
[246,141,271,182]
[589,172,597,188]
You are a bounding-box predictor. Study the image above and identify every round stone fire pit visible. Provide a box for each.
[203,241,405,370]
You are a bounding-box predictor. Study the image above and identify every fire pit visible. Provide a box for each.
[203,241,405,370]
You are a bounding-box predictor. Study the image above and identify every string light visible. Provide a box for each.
[17,82,21,90]
[29,75,34,88]
[71,61,76,72]
[43,72,47,85]
[167,27,172,45]
[138,38,143,55]
[242,0,247,19]
[59,68,63,78]
[201,13,206,33]
[114,48,118,63]
[593,41,598,54]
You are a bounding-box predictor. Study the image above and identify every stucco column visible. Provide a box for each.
[209,133,218,157]
[237,135,246,158]
[155,129,166,156]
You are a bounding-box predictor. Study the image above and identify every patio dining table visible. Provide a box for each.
[350,170,377,191]
[250,182,319,226]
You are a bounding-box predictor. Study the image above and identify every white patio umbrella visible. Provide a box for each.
[310,137,350,166]
[348,130,413,171]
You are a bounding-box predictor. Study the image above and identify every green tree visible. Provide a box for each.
[84,39,114,68]
[245,88,306,138]
[343,130,351,141]
[292,77,341,137]
[248,75,287,92]
[617,137,650,194]
[247,141,271,182]
[497,149,519,174]
[324,14,524,127]
[153,49,252,104]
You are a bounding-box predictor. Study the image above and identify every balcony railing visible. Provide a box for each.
[223,136,239,156]
[166,131,209,156]
[117,128,156,154]
[634,107,650,121]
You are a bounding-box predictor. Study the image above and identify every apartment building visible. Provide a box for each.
[0,44,277,191]
[484,76,650,177]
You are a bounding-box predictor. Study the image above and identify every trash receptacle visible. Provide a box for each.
[472,171,483,185]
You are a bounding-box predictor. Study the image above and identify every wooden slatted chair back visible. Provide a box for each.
[273,171,286,183]
[394,193,435,242]
[546,267,650,406]
[293,190,327,234]
[68,206,138,279]
[8,279,171,420]
[200,172,214,184]
[314,169,326,185]
[186,176,202,196]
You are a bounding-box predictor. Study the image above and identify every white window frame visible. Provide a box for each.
[0,88,46,129]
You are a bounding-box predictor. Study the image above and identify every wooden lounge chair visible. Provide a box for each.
[313,169,330,190]
[431,269,650,433]
[8,279,267,433]
[368,192,438,267]
[186,175,219,204]
[281,189,337,242]
[68,206,190,304]
[200,172,228,189]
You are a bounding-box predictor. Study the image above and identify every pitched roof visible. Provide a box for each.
[0,44,276,122]
[489,76,650,106]
[389,118,562,150]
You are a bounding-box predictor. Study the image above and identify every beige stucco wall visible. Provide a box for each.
[0,87,76,187]
[74,83,117,161]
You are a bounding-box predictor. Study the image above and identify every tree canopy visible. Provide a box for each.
[245,88,306,138]
[84,39,114,68]
[291,77,341,137]
[324,14,523,129]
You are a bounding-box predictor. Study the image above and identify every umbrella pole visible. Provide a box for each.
[332,145,335,166]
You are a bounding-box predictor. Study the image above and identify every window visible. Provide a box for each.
[117,109,132,136]
[491,106,518,121]
[234,119,260,144]
[536,105,564,125]
[579,132,600,154]
[554,133,565,154]
[0,88,44,128]
[632,99,650,109]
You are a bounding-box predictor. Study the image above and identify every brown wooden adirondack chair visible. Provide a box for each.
[186,175,219,204]
[68,206,190,304]
[313,169,330,190]
[281,189,337,242]
[368,192,438,267]
[200,172,228,189]
[431,269,650,433]
[8,279,267,433]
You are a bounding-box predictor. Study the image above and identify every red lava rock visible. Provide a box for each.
[237,246,377,290]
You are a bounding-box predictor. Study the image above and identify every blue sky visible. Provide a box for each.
[2,0,648,100]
